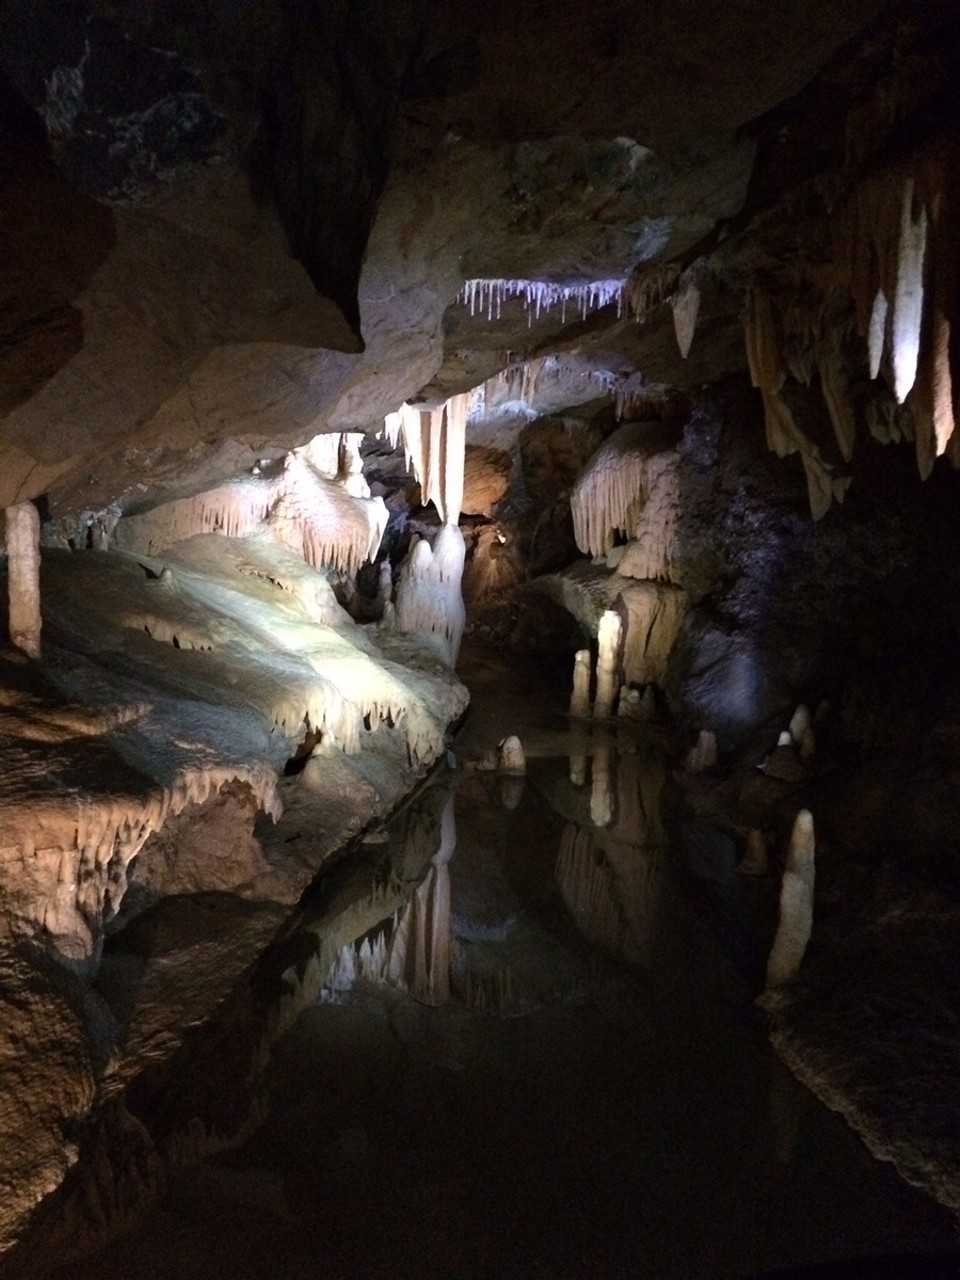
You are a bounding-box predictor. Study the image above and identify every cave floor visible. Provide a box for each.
[46,645,960,1280]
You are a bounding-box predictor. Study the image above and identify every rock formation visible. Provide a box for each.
[3,0,960,1264]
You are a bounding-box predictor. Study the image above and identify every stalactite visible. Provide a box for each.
[115,452,386,577]
[867,289,888,380]
[571,422,678,559]
[616,450,680,582]
[737,829,768,876]
[442,393,469,526]
[626,262,680,320]
[618,584,686,686]
[269,454,387,577]
[385,395,467,526]
[458,277,625,325]
[745,289,785,394]
[685,730,717,773]
[299,433,341,478]
[671,271,701,358]
[892,177,928,405]
[5,502,42,659]
[818,350,857,463]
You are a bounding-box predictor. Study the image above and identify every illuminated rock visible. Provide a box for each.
[760,810,816,1004]
[5,502,41,659]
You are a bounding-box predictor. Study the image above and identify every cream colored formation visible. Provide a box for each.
[744,138,959,517]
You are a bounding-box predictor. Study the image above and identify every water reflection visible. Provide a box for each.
[26,695,960,1280]
[556,727,669,967]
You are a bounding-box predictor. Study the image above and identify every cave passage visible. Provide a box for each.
[41,646,959,1280]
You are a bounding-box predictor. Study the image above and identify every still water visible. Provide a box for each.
[48,649,959,1279]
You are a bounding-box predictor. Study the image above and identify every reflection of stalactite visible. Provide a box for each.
[555,822,664,967]
[323,795,456,1006]
[387,862,451,1005]
[590,734,613,828]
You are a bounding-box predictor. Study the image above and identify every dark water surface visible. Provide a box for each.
[50,647,959,1279]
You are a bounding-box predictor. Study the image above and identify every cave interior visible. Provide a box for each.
[3,2,960,1276]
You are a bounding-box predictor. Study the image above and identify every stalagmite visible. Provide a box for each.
[569,649,592,718]
[5,502,42,659]
[395,525,466,666]
[891,177,928,405]
[672,271,701,359]
[338,434,370,498]
[594,610,622,719]
[760,810,816,1005]
[497,735,526,776]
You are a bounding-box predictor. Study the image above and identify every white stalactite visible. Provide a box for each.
[867,288,888,381]
[892,177,928,405]
[115,450,386,578]
[672,272,701,358]
[6,502,42,659]
[458,277,625,326]
[572,423,678,559]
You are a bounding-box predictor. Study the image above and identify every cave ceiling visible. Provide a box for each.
[1,0,952,521]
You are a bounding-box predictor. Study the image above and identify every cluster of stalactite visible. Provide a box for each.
[115,441,388,576]
[743,135,958,518]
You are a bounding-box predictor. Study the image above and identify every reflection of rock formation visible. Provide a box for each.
[557,743,668,966]
[322,794,456,1006]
